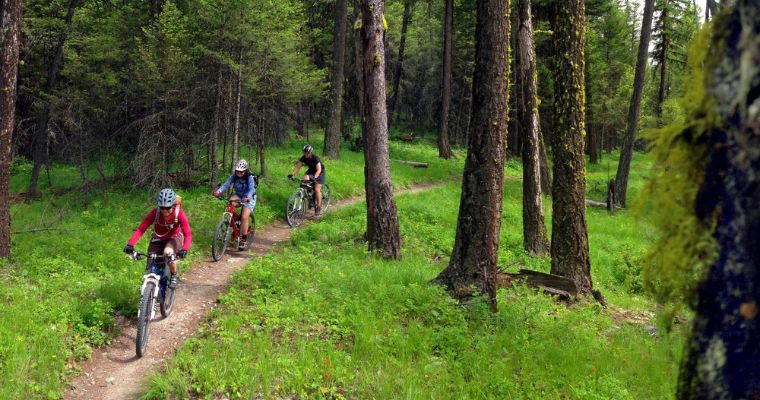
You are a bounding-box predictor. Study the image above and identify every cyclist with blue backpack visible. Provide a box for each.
[124,188,192,289]
[213,159,257,250]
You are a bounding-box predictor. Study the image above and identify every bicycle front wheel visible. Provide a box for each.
[211,219,231,261]
[136,282,155,358]
[285,191,306,228]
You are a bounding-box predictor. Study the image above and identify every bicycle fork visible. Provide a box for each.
[138,273,162,320]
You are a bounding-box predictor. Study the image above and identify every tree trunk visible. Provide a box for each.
[679,3,760,397]
[539,129,552,195]
[433,0,510,312]
[516,0,549,256]
[656,7,669,120]
[705,0,717,21]
[353,0,365,146]
[210,67,222,189]
[361,0,401,260]
[231,47,243,174]
[0,0,21,259]
[615,0,655,207]
[437,0,454,159]
[549,0,593,293]
[258,136,266,178]
[324,0,348,159]
[388,0,413,129]
[27,0,80,199]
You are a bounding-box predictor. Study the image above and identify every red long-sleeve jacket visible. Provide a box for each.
[128,208,192,251]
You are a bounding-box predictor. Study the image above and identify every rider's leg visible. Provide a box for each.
[164,245,178,275]
[315,183,322,209]
[146,240,165,273]
[241,206,251,237]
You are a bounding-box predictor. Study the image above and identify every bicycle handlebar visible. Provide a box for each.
[129,251,177,262]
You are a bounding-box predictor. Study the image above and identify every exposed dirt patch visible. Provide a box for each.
[64,181,447,400]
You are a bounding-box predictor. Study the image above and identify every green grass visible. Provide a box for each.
[142,153,685,399]
[0,137,463,399]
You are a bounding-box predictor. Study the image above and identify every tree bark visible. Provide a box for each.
[231,46,243,174]
[679,3,760,397]
[433,0,510,312]
[361,0,401,260]
[210,67,223,189]
[27,0,80,199]
[352,0,365,136]
[324,0,348,159]
[655,3,669,119]
[585,46,598,164]
[549,0,593,293]
[437,0,454,159]
[516,0,549,256]
[388,0,413,129]
[538,129,552,195]
[0,0,21,259]
[615,0,655,207]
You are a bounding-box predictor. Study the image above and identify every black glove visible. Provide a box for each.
[177,249,187,259]
[287,174,293,179]
[123,244,134,254]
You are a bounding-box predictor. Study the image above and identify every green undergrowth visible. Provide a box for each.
[145,172,683,399]
[0,138,462,399]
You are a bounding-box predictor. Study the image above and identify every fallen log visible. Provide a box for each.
[585,199,607,208]
[497,269,579,300]
[392,159,429,168]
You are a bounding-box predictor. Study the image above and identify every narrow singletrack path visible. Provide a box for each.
[64,182,445,400]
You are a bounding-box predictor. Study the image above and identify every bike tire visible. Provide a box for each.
[321,184,332,211]
[136,282,155,358]
[160,279,175,318]
[211,220,231,261]
[285,191,306,228]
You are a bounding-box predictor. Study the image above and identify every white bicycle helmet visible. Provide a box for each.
[303,144,313,154]
[235,159,248,172]
[157,188,177,208]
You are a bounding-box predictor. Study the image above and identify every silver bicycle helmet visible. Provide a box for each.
[157,188,177,208]
[303,144,313,154]
[235,159,248,172]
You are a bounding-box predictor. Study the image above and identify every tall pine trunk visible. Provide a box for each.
[516,0,549,256]
[679,3,760,397]
[361,0,401,259]
[0,0,21,258]
[388,0,412,129]
[615,0,655,207]
[433,0,510,312]
[352,0,364,138]
[27,0,79,199]
[231,46,243,173]
[324,0,348,159]
[549,0,593,293]
[585,47,598,164]
[437,0,454,159]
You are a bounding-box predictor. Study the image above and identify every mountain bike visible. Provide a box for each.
[211,196,256,261]
[129,251,177,358]
[285,176,331,228]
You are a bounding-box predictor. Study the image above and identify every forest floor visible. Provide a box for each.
[64,182,444,400]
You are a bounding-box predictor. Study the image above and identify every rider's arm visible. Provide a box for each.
[128,208,157,246]
[178,210,192,251]
[291,161,303,176]
[245,174,255,198]
[314,162,322,179]
[217,175,234,193]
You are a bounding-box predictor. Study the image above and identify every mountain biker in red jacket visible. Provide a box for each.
[123,188,192,289]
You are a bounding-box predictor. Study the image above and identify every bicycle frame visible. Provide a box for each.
[133,252,174,318]
[219,197,244,240]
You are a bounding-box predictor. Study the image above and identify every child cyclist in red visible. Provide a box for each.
[123,188,192,289]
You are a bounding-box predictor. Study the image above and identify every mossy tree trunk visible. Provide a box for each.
[0,0,21,258]
[548,0,593,293]
[324,0,348,159]
[361,0,401,260]
[678,2,760,397]
[433,0,510,312]
[615,0,655,208]
[388,0,412,129]
[516,0,549,256]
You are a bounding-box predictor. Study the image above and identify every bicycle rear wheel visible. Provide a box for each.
[285,191,306,227]
[160,276,175,317]
[211,219,231,261]
[320,184,332,211]
[136,282,155,358]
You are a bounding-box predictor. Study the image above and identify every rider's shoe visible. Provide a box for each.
[315,206,322,216]
[168,274,179,289]
[238,235,248,250]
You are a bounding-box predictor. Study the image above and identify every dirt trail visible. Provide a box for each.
[64,182,444,400]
